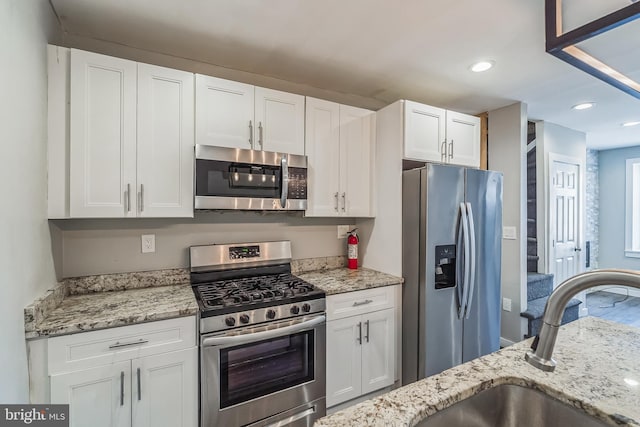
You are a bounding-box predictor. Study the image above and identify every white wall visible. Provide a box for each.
[0,0,59,402]
[599,146,640,271]
[488,102,528,344]
[54,214,352,278]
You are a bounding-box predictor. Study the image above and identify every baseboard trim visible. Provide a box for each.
[588,286,640,298]
[500,337,517,347]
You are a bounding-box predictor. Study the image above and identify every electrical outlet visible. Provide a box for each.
[141,234,156,253]
[502,297,512,312]
[337,225,351,239]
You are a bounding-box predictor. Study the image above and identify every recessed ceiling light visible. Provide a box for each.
[622,121,640,127]
[572,102,596,110]
[470,61,494,73]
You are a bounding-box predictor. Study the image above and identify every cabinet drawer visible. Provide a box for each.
[48,316,196,374]
[326,286,395,321]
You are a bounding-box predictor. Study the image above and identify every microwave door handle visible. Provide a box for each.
[280,155,289,209]
[201,315,325,347]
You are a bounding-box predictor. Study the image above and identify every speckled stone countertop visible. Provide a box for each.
[297,268,403,295]
[26,285,197,339]
[315,317,640,427]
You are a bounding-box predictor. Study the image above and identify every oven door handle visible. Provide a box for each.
[201,315,325,348]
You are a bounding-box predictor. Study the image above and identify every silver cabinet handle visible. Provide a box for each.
[120,371,125,406]
[352,299,373,307]
[441,140,447,162]
[364,319,370,343]
[341,192,346,212]
[139,184,144,212]
[108,338,149,349]
[125,184,131,212]
[137,367,141,401]
[249,120,253,146]
[357,321,362,345]
[258,122,263,148]
[449,140,454,159]
[334,192,339,212]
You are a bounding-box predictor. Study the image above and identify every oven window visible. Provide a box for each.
[219,330,314,408]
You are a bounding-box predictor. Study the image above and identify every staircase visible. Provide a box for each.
[520,273,582,338]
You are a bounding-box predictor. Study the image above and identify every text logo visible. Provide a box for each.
[1,405,68,427]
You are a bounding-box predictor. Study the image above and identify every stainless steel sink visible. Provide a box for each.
[416,384,609,427]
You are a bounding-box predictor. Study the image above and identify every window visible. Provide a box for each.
[625,158,640,257]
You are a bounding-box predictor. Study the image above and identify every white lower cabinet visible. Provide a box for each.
[48,318,197,427]
[326,286,397,408]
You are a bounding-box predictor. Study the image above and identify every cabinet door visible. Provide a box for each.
[70,49,137,218]
[132,347,198,427]
[404,101,446,162]
[446,111,480,168]
[137,64,194,218]
[254,87,305,155]
[341,105,374,217]
[361,308,395,395]
[326,317,362,407]
[304,97,340,217]
[195,75,254,150]
[51,361,131,427]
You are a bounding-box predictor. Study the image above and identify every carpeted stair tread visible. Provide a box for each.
[526,273,554,301]
[520,296,582,320]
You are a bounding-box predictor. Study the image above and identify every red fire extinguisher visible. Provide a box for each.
[348,228,359,269]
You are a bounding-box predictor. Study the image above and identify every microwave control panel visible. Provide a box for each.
[287,167,307,200]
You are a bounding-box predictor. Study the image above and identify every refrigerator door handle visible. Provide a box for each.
[464,202,477,319]
[458,202,471,319]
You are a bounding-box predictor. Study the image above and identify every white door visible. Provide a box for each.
[361,308,395,395]
[341,105,374,217]
[137,64,194,218]
[305,97,341,217]
[404,101,446,162]
[51,361,132,427]
[326,317,362,407]
[195,75,254,150]
[132,348,198,427]
[549,155,581,287]
[70,49,137,218]
[446,111,480,168]
[254,87,305,155]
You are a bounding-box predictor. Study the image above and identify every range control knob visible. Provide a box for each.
[239,314,250,324]
[266,309,277,319]
[302,303,311,313]
[290,305,300,315]
[225,317,236,327]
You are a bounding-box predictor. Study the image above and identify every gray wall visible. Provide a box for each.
[0,0,60,402]
[599,146,640,270]
[585,149,599,270]
[53,213,352,278]
[488,102,528,344]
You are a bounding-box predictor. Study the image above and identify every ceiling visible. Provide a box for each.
[49,0,640,150]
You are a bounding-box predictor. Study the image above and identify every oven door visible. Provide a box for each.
[194,144,308,211]
[200,314,326,427]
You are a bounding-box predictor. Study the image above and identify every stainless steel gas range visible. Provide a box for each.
[189,241,326,427]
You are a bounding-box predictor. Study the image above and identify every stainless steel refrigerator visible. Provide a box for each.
[402,164,503,384]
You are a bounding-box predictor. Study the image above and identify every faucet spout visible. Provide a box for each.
[525,269,640,372]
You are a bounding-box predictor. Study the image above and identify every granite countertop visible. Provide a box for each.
[297,268,403,295]
[26,284,197,339]
[315,317,640,427]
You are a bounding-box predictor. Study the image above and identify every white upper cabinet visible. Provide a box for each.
[195,75,254,150]
[402,100,480,168]
[445,110,481,167]
[51,47,195,219]
[137,64,194,218]
[195,76,305,155]
[305,97,375,218]
[404,101,446,163]
[69,49,137,218]
[254,87,305,155]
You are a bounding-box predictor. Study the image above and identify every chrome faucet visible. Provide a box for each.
[525,269,640,372]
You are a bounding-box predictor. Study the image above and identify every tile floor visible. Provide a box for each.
[586,290,640,328]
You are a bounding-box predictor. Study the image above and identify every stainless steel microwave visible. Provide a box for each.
[194,145,308,211]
